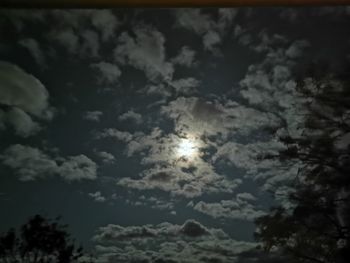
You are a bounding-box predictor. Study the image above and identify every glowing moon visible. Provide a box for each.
[177,138,197,159]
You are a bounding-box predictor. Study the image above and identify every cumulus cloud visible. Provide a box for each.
[191,192,266,221]
[171,46,197,67]
[91,61,121,84]
[95,151,116,164]
[99,127,242,198]
[50,28,79,54]
[161,96,281,139]
[89,191,106,202]
[18,38,47,68]
[88,10,119,42]
[0,144,97,182]
[81,29,100,57]
[93,219,257,263]
[118,110,142,124]
[169,77,200,95]
[0,61,53,137]
[175,9,214,35]
[84,111,103,122]
[5,107,41,137]
[175,9,236,52]
[203,30,222,52]
[114,25,173,82]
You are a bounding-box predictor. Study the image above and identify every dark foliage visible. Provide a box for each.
[0,215,91,263]
[254,65,350,263]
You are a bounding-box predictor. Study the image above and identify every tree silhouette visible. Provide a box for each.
[254,65,350,263]
[0,215,91,263]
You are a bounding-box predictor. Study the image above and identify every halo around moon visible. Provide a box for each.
[177,138,198,159]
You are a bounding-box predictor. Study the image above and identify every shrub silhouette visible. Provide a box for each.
[0,214,90,263]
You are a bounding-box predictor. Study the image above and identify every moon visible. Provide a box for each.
[177,138,197,159]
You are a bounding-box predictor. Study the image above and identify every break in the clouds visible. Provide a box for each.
[1,7,350,262]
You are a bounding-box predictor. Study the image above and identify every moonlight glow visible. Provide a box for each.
[177,138,197,159]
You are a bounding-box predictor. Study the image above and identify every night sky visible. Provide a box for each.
[1,7,350,262]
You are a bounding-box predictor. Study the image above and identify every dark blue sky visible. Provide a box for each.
[1,7,350,262]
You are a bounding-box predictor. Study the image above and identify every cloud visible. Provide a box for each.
[175,9,214,35]
[91,61,121,84]
[81,30,100,57]
[50,28,79,54]
[95,151,116,164]
[169,77,200,95]
[285,40,310,58]
[191,192,266,221]
[89,10,119,42]
[114,25,174,82]
[93,219,257,263]
[203,30,222,52]
[89,191,106,202]
[84,111,103,122]
[171,46,197,67]
[8,10,119,59]
[161,97,281,139]
[175,9,236,52]
[118,110,142,124]
[0,144,97,182]
[5,107,41,137]
[18,38,47,68]
[97,128,133,142]
[99,127,242,198]
[0,61,53,137]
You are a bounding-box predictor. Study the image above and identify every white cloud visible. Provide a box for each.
[50,28,79,54]
[118,110,142,124]
[193,193,266,221]
[114,25,174,82]
[91,61,121,84]
[97,129,133,142]
[175,9,233,52]
[0,144,97,182]
[81,30,100,57]
[95,151,116,164]
[169,77,200,95]
[203,30,221,51]
[100,127,242,198]
[84,111,103,122]
[0,61,53,137]
[5,107,41,137]
[89,191,106,202]
[89,10,119,42]
[93,219,257,263]
[18,38,47,68]
[285,40,310,58]
[171,46,197,67]
[175,9,214,35]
